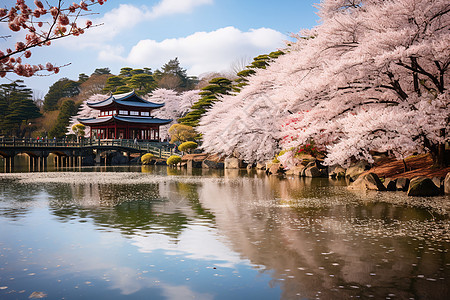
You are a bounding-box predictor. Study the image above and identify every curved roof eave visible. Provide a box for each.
[78,116,173,126]
[86,90,165,109]
[114,115,173,125]
[78,116,114,125]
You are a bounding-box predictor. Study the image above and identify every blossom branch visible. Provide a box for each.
[0,0,107,77]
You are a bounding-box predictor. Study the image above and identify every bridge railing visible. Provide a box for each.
[0,138,181,159]
[0,137,81,148]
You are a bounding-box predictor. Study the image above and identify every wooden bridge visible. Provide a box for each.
[0,138,178,171]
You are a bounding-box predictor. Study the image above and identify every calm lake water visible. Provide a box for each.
[0,165,449,299]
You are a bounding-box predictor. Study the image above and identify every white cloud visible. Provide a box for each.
[149,0,213,19]
[102,4,149,34]
[58,1,214,49]
[105,26,287,75]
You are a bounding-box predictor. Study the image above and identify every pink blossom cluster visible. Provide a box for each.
[0,0,107,78]
[198,0,449,166]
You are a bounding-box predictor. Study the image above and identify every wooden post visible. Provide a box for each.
[28,155,33,171]
[4,157,10,172]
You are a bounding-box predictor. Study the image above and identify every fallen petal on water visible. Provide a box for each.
[29,291,47,299]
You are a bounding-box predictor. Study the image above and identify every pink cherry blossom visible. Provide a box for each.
[34,1,44,9]
[1,0,108,77]
[199,0,449,167]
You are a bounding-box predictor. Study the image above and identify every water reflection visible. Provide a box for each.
[194,176,449,299]
[0,170,448,299]
[46,181,215,242]
[0,179,42,221]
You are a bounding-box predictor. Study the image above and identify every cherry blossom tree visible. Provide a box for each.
[198,44,295,163]
[280,0,449,167]
[200,0,449,167]
[0,0,107,78]
[66,93,107,137]
[147,88,200,140]
[198,66,291,162]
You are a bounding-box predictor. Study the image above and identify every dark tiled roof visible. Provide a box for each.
[78,115,172,126]
[86,90,164,109]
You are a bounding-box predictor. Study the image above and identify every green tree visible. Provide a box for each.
[179,77,233,127]
[78,73,89,83]
[49,100,77,138]
[157,58,198,91]
[234,50,284,92]
[103,76,127,94]
[168,124,197,143]
[92,68,111,75]
[72,124,85,138]
[43,78,80,112]
[119,67,134,77]
[114,85,133,94]
[130,69,146,75]
[104,68,156,94]
[0,80,41,137]
[162,57,187,78]
[128,73,157,95]
[143,68,153,75]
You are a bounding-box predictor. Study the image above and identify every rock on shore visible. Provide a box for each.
[407,177,441,197]
[348,173,386,191]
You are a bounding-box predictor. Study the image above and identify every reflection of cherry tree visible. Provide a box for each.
[66,93,107,136]
[194,176,448,299]
[1,0,107,77]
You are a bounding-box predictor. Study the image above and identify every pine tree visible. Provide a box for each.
[43,78,80,112]
[0,80,41,137]
[234,50,284,92]
[49,100,77,138]
[179,77,232,127]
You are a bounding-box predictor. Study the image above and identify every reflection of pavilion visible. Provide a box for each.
[79,91,172,141]
[41,174,448,299]
[48,180,214,241]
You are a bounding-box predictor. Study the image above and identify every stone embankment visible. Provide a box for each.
[148,152,450,197]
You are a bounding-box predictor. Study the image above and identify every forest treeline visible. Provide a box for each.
[1,53,282,139]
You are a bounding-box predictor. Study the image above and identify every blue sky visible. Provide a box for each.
[4,0,320,95]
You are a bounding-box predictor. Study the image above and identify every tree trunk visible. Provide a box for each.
[428,129,448,168]
[436,128,448,167]
[402,159,408,173]
[431,142,447,168]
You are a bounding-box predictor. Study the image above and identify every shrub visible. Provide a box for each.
[294,143,323,158]
[168,124,197,143]
[141,153,154,165]
[72,124,85,137]
[167,155,181,166]
[272,149,287,163]
[178,141,198,153]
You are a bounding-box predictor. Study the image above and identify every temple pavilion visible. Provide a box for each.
[78,91,172,141]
